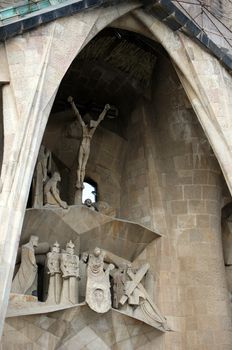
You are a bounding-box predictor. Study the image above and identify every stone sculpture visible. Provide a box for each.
[9,236,168,331]
[84,198,98,211]
[67,96,110,189]
[112,266,127,309]
[33,145,51,208]
[43,172,68,209]
[117,263,168,331]
[46,242,62,304]
[11,236,39,296]
[85,247,114,313]
[79,252,89,301]
[60,241,79,304]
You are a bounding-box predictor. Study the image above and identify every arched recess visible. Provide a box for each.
[0,2,140,336]
[0,2,232,339]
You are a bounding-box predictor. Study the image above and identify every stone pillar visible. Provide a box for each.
[147,55,232,349]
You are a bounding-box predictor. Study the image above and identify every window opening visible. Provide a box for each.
[82,181,97,204]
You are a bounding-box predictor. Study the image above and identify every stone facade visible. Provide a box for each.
[0,1,232,349]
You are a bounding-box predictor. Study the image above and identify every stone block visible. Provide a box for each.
[196,215,210,228]
[205,200,219,215]
[177,214,196,229]
[171,200,188,214]
[202,186,221,200]
[184,185,202,200]
[193,170,208,184]
[163,185,183,200]
[188,200,206,214]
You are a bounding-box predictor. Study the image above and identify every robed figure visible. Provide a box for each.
[60,241,79,304]
[11,236,39,296]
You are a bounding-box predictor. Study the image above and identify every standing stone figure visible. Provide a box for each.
[112,266,127,309]
[67,96,110,189]
[86,247,114,313]
[11,235,39,296]
[46,242,62,304]
[44,172,68,209]
[60,241,79,304]
[33,145,51,208]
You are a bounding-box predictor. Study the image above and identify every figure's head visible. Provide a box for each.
[93,247,101,257]
[81,251,89,262]
[53,172,61,182]
[89,120,97,129]
[119,264,126,273]
[30,235,39,247]
[52,241,60,253]
[66,240,75,255]
[83,113,92,126]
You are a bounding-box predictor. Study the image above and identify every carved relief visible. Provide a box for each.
[60,241,79,304]
[85,247,114,313]
[119,264,168,331]
[46,242,62,304]
[11,235,39,296]
[10,239,168,331]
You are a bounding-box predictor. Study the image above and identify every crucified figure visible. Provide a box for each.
[68,96,110,189]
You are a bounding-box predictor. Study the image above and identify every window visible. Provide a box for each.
[82,180,97,204]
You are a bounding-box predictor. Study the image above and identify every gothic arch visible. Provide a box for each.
[0,2,232,339]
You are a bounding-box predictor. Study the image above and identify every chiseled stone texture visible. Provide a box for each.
[2,305,162,350]
[132,55,232,349]
[0,4,232,350]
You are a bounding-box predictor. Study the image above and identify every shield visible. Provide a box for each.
[85,271,111,313]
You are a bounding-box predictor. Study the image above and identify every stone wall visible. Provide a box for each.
[120,100,166,233]
[1,4,232,349]
[136,55,232,349]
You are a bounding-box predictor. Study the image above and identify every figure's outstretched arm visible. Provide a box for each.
[68,96,85,127]
[96,104,111,126]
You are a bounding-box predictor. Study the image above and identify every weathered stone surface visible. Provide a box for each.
[0,2,232,349]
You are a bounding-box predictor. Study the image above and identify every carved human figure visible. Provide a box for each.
[79,251,89,301]
[43,172,68,209]
[46,242,62,304]
[11,235,39,296]
[67,96,110,189]
[33,145,51,208]
[60,241,79,304]
[112,266,127,309]
[119,263,169,331]
[86,247,114,313]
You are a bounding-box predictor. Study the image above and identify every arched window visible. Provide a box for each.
[82,179,97,204]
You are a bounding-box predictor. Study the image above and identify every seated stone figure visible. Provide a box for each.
[44,172,68,209]
[11,236,39,296]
